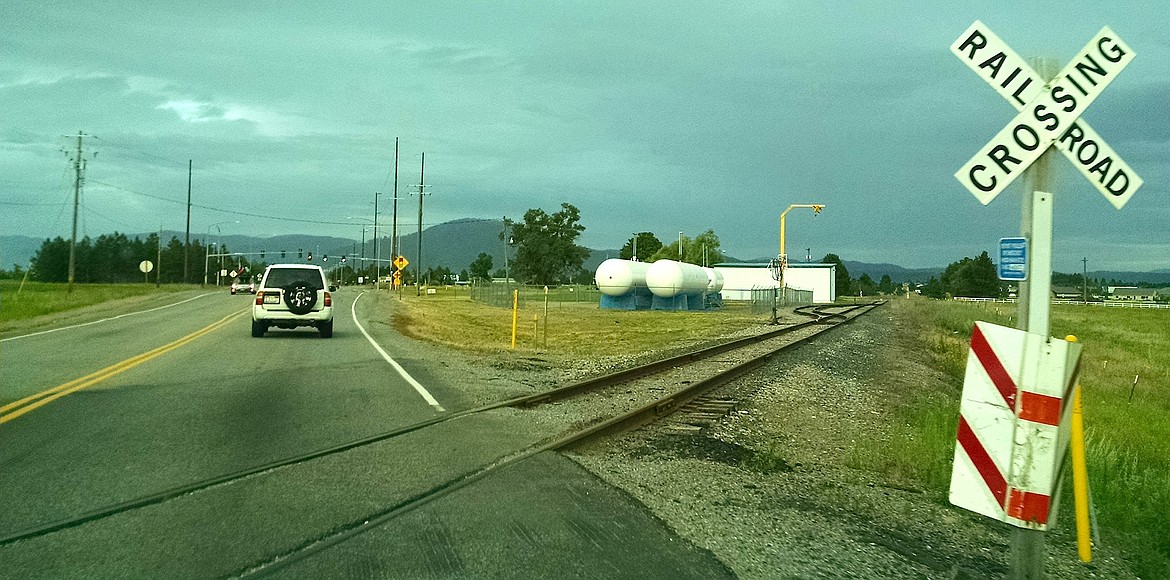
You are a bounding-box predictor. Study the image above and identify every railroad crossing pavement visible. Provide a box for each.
[0,410,733,579]
[265,452,735,579]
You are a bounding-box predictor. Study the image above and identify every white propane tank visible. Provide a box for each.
[704,267,724,294]
[594,259,651,296]
[646,260,710,298]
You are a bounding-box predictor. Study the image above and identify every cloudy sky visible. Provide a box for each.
[2,1,1167,270]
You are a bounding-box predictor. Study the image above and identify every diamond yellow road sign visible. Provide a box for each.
[952,22,1139,208]
[393,255,408,270]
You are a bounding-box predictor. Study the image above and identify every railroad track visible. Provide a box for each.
[0,301,884,576]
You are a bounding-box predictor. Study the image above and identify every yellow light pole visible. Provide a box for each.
[778,204,825,294]
[779,204,825,257]
[1066,334,1093,563]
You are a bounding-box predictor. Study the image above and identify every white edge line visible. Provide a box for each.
[1,293,214,343]
[351,292,445,412]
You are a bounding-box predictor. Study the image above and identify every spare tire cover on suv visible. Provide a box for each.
[284,282,318,315]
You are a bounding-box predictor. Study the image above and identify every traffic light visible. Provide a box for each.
[261,250,265,260]
[298,249,303,258]
[307,252,313,261]
[281,250,286,258]
[323,255,328,262]
[813,205,824,214]
[341,256,347,263]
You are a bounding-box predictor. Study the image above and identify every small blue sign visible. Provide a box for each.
[998,237,1027,281]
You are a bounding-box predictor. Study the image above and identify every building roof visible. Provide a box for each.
[713,262,834,269]
[1112,288,1155,297]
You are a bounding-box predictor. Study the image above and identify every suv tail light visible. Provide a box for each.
[255,292,264,306]
[323,291,332,307]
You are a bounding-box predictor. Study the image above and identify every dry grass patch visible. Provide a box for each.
[389,288,767,359]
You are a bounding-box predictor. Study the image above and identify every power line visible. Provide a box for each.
[88,179,382,226]
[0,200,62,206]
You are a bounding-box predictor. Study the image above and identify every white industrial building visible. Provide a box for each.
[713,262,837,303]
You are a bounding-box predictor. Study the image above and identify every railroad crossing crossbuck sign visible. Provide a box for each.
[952,21,1142,209]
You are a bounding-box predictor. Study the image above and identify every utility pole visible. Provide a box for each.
[373,191,380,289]
[392,137,399,264]
[184,160,192,284]
[503,217,510,283]
[67,131,86,293]
[415,152,428,297]
[157,225,163,288]
[1083,257,1089,304]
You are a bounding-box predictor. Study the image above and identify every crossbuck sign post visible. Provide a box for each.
[949,21,1140,579]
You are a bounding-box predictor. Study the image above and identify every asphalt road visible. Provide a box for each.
[1,289,447,535]
[0,287,730,578]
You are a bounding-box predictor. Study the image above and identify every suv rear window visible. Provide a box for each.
[264,268,323,290]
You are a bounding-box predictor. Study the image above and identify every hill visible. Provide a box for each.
[0,235,42,270]
[4,223,1167,286]
[842,261,944,283]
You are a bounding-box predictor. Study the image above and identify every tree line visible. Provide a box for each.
[24,233,221,284]
[460,203,731,287]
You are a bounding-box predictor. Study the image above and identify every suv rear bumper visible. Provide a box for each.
[252,305,333,327]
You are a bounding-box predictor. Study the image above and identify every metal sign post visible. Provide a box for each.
[949,20,1142,578]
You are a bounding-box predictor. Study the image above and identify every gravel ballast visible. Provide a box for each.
[368,294,1137,578]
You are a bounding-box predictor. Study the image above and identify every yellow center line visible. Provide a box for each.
[0,310,247,424]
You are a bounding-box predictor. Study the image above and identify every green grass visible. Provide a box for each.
[852,299,1170,578]
[0,280,198,322]
[386,287,764,356]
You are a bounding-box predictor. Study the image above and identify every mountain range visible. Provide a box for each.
[4,219,1170,285]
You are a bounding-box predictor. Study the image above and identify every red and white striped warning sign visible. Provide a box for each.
[950,321,1081,529]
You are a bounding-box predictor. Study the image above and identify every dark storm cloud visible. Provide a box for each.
[1,1,1167,271]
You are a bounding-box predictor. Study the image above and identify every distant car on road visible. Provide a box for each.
[230,278,255,295]
[252,264,334,338]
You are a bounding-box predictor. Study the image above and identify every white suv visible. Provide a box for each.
[252,264,334,338]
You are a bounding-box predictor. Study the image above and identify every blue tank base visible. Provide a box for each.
[652,294,699,311]
[600,292,652,310]
[704,293,723,309]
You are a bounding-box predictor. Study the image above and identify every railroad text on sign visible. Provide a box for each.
[950,21,1143,209]
[953,25,1136,205]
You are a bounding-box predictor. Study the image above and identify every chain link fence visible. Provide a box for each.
[469,282,602,309]
[749,285,814,314]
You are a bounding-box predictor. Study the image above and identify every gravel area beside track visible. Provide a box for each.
[365,293,1137,577]
[567,309,1137,579]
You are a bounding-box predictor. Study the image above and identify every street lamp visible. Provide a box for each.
[777,204,824,288]
[203,220,238,286]
[348,216,377,285]
[779,204,823,257]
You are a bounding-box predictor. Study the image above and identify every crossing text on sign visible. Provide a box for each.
[950,21,1143,209]
[954,27,1135,203]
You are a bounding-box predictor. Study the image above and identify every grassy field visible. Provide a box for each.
[855,298,1169,578]
[396,289,1167,575]
[0,280,199,322]
[386,285,765,356]
[13,281,1161,574]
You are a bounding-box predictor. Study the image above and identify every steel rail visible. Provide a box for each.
[0,302,873,548]
[233,300,884,577]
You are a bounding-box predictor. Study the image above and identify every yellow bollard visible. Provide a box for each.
[510,289,519,350]
[1066,335,1092,563]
